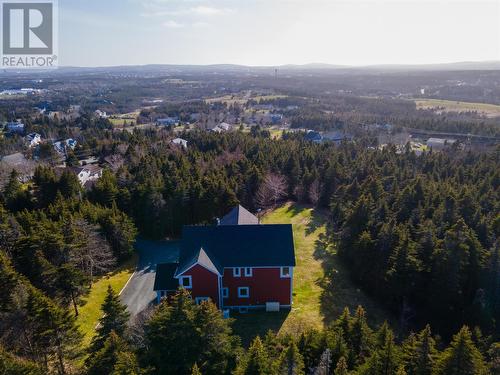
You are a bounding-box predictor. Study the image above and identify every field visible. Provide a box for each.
[232,203,393,345]
[76,255,137,347]
[415,98,500,118]
[109,111,140,127]
[206,93,287,106]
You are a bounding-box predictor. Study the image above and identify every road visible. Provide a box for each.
[120,239,179,316]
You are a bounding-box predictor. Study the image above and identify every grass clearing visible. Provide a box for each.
[232,202,394,345]
[76,255,137,347]
[415,98,500,118]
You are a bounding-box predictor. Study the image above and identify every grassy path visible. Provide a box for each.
[263,203,326,333]
[76,255,137,347]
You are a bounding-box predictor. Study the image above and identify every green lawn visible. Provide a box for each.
[415,98,500,118]
[232,202,394,345]
[76,255,137,347]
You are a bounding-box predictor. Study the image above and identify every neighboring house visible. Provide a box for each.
[154,206,295,312]
[71,164,103,187]
[322,131,353,144]
[427,138,457,151]
[171,138,188,149]
[269,114,283,125]
[305,130,322,143]
[5,121,25,134]
[211,122,232,133]
[54,138,77,155]
[210,126,224,133]
[95,109,108,118]
[156,117,179,126]
[218,122,232,131]
[26,133,42,147]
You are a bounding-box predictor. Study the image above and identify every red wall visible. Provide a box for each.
[181,264,219,306]
[222,267,291,307]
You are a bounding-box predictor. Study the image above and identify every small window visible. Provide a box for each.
[244,267,252,277]
[238,287,249,298]
[233,267,241,277]
[280,267,291,278]
[222,287,229,298]
[180,275,192,288]
[195,297,209,305]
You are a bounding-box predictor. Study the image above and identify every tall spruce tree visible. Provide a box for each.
[435,326,488,375]
[89,285,129,355]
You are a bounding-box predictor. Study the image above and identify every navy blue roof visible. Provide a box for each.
[154,262,179,291]
[178,224,295,273]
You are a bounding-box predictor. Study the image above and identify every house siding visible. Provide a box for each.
[180,264,219,306]
[221,267,291,307]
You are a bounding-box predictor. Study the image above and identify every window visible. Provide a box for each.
[195,297,209,305]
[233,267,241,277]
[238,287,250,298]
[244,267,252,277]
[179,275,192,288]
[222,287,229,298]
[280,267,291,278]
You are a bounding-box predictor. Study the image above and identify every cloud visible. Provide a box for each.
[162,20,184,28]
[190,5,231,15]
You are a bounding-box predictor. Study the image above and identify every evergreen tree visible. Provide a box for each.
[235,336,272,375]
[335,357,349,375]
[88,285,129,355]
[402,325,436,375]
[435,326,488,375]
[276,342,305,375]
[191,363,202,375]
[86,331,139,375]
[145,289,239,374]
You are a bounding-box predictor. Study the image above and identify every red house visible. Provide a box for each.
[154,206,295,311]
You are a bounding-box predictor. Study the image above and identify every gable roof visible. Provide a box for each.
[175,247,221,276]
[220,205,259,225]
[154,262,179,291]
[177,224,295,275]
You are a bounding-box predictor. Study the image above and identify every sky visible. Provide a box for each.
[59,0,500,67]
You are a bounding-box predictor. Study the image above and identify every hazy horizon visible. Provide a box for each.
[60,0,500,67]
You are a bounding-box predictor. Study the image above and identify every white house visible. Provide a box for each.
[71,164,103,187]
[172,138,188,149]
[95,110,108,118]
[26,133,42,147]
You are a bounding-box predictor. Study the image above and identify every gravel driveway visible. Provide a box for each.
[120,239,179,316]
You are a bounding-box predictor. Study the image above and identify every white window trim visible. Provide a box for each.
[195,297,209,304]
[244,267,252,277]
[238,287,250,298]
[280,267,291,278]
[179,275,192,289]
[233,267,241,277]
[222,287,229,298]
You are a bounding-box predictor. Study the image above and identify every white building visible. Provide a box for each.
[26,133,42,147]
[71,165,103,187]
[95,109,108,118]
[172,138,188,149]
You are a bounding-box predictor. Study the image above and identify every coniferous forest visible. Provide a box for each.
[1,124,499,373]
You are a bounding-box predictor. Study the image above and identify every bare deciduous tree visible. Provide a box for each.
[309,179,322,206]
[255,173,288,208]
[69,220,116,287]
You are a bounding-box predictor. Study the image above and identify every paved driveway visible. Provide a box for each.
[120,239,179,316]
